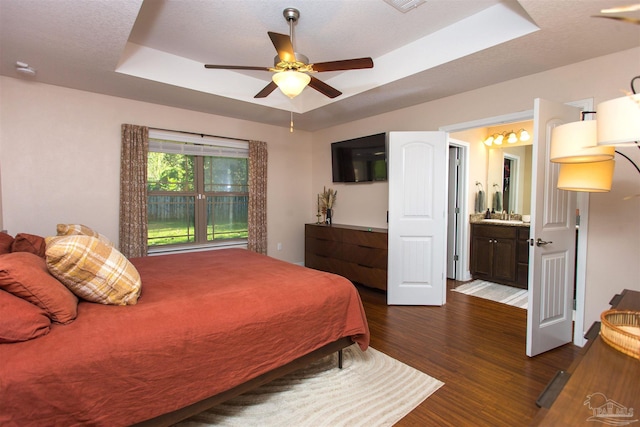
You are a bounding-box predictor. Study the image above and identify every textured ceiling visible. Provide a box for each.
[1,0,638,131]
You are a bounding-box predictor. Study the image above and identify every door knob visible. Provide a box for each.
[534,238,553,247]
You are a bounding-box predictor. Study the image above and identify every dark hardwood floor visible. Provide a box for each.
[355,280,582,427]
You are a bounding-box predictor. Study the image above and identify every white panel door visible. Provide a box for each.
[527,99,581,357]
[387,131,448,305]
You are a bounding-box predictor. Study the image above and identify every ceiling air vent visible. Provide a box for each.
[383,0,427,13]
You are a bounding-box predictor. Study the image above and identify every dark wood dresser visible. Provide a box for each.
[533,289,640,426]
[304,223,388,291]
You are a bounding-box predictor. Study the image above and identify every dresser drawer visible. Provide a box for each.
[305,224,342,241]
[339,243,387,269]
[341,229,387,249]
[305,236,341,258]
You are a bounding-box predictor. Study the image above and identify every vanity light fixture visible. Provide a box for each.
[482,132,504,146]
[483,128,531,147]
[518,129,530,141]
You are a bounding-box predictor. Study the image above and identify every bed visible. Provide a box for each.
[0,246,370,426]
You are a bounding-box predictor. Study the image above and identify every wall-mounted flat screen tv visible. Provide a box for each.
[331,133,387,183]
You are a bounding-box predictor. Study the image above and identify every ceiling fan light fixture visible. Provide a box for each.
[272,70,311,98]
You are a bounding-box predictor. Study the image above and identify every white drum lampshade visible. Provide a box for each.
[550,120,615,163]
[557,160,615,192]
[596,94,640,146]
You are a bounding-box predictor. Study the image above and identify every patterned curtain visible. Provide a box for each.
[248,140,268,254]
[119,124,149,258]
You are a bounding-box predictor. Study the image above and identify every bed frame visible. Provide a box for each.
[133,337,353,426]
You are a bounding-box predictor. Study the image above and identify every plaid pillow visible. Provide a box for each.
[45,235,141,305]
[56,224,113,247]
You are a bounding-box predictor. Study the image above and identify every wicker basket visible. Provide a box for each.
[600,310,640,360]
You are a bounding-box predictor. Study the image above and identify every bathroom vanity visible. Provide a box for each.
[470,220,530,289]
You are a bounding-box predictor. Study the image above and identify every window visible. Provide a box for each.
[147,130,249,249]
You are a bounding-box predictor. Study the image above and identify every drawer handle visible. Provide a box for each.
[357,264,374,268]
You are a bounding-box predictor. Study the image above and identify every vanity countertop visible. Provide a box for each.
[474,219,531,228]
[469,213,531,227]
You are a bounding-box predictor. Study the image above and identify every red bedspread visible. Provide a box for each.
[0,249,369,426]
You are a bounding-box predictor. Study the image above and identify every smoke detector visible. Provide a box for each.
[15,61,37,77]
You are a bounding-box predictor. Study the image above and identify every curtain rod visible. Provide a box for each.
[149,127,249,143]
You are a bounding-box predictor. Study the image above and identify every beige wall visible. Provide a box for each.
[0,77,313,263]
[451,127,489,216]
[310,47,640,332]
[1,47,638,333]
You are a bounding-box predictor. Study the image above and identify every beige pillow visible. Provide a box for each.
[56,224,114,247]
[45,235,141,305]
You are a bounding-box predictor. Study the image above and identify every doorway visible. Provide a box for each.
[446,141,470,281]
[441,102,591,348]
[503,154,519,214]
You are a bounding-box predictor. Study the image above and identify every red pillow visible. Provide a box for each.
[0,232,13,255]
[11,233,46,258]
[0,289,51,343]
[0,252,78,324]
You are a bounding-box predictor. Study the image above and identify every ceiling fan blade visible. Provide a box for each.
[205,64,271,71]
[312,58,374,72]
[591,15,640,24]
[254,81,278,98]
[308,76,342,98]
[268,32,296,63]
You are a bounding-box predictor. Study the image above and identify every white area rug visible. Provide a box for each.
[453,279,528,309]
[175,345,444,427]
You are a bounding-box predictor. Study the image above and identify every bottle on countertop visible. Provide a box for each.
[485,209,491,219]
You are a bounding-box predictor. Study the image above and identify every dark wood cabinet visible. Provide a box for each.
[305,223,388,291]
[470,223,529,289]
[516,227,530,288]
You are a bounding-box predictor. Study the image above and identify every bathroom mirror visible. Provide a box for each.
[487,144,532,215]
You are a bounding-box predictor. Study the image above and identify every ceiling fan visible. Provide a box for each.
[204,7,374,99]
